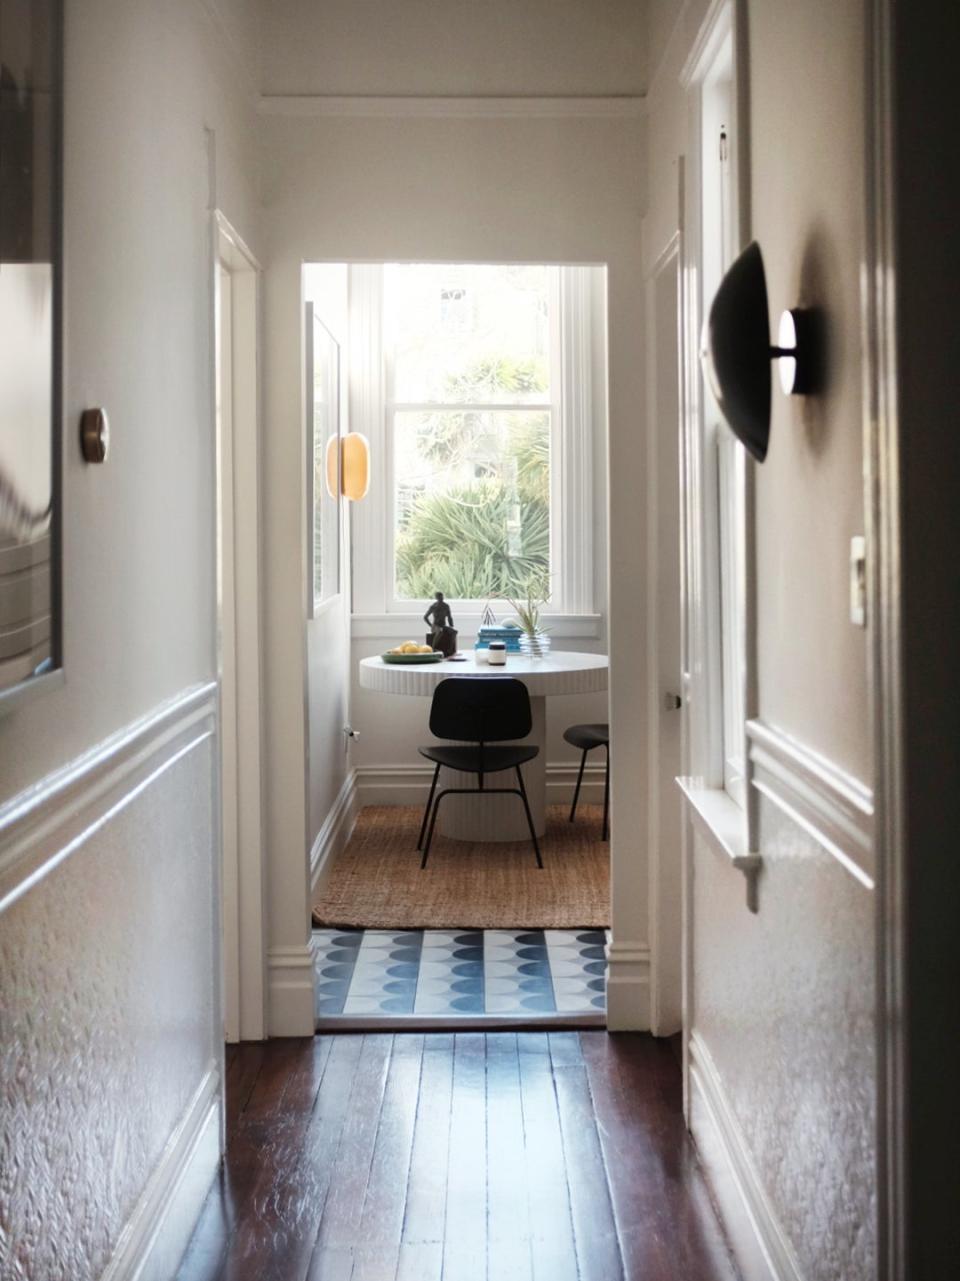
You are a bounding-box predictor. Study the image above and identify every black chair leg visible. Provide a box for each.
[569,748,588,822]
[515,766,544,869]
[418,763,441,850]
[602,745,610,842]
[421,787,448,869]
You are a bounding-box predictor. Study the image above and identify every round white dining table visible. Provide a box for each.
[359,651,609,841]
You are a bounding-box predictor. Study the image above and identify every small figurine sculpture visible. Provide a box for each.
[423,592,458,657]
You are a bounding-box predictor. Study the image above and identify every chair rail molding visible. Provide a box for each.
[746,719,875,890]
[0,682,217,915]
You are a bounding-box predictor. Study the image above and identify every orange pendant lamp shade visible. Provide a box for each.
[340,431,371,501]
[325,434,339,499]
[324,431,370,501]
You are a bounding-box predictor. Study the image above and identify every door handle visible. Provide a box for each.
[664,692,682,711]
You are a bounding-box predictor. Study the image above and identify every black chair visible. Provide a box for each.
[563,722,610,841]
[417,677,543,869]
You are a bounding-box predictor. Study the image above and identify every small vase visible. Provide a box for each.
[519,630,551,659]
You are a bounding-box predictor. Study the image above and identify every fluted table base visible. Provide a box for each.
[358,651,609,845]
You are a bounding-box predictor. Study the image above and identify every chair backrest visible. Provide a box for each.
[429,677,532,744]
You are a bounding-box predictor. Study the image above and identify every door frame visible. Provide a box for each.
[214,211,267,1043]
[645,227,684,1035]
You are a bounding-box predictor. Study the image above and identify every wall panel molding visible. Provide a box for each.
[746,719,874,889]
[689,1032,805,1281]
[0,682,217,916]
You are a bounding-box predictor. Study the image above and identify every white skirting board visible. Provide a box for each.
[605,938,651,1031]
[310,770,360,896]
[101,1064,221,1281]
[688,1032,805,1281]
[267,942,319,1037]
[353,760,607,808]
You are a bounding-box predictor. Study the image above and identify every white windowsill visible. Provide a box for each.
[351,612,604,641]
[676,777,761,913]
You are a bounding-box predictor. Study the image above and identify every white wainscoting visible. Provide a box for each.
[684,723,876,1281]
[0,682,222,1281]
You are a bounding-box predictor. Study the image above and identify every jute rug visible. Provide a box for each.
[312,804,610,930]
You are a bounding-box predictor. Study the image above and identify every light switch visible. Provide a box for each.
[850,536,866,627]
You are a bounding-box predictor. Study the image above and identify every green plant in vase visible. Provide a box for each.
[507,576,552,658]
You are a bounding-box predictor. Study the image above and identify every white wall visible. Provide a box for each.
[0,0,260,1273]
[258,1,649,1027]
[304,264,352,846]
[645,2,874,1278]
[260,0,649,97]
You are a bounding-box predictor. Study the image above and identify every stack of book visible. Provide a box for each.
[475,623,523,652]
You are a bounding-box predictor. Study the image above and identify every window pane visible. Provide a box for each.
[385,263,551,405]
[393,410,550,601]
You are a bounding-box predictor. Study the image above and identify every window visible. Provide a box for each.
[348,262,601,622]
[700,31,747,805]
[386,263,553,603]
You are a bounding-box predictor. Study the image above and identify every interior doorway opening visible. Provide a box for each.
[303,259,611,1029]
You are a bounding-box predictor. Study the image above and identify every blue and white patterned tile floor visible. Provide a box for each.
[313,927,608,1022]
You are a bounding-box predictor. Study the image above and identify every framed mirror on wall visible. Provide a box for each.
[0,0,63,709]
[305,302,341,614]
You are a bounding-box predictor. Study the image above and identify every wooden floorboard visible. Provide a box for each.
[177,1032,738,1281]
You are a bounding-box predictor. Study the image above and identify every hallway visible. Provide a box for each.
[177,1032,737,1281]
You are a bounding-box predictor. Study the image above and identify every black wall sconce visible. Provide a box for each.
[701,241,822,462]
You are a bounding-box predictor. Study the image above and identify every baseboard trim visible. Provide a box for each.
[310,770,359,895]
[354,761,606,808]
[688,1032,805,1281]
[102,1062,221,1281]
[746,719,874,889]
[604,938,651,1031]
[268,942,318,1036]
[0,682,217,916]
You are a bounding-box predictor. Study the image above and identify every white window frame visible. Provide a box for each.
[348,262,598,634]
[680,1,753,817]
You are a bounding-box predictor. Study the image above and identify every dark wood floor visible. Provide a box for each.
[176,1032,738,1281]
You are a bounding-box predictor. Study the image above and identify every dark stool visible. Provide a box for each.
[563,722,610,841]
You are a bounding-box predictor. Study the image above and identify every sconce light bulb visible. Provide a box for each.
[777,309,799,395]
